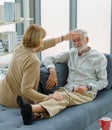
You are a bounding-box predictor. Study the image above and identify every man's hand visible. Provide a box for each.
[46,68,58,90]
[48,91,63,101]
[74,86,88,94]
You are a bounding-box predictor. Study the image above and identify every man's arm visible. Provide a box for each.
[46,68,58,90]
[87,54,108,93]
[42,51,69,89]
[43,51,69,69]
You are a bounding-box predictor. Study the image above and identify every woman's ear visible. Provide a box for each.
[34,41,44,52]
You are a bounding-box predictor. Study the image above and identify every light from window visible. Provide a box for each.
[41,0,69,59]
[77,0,111,53]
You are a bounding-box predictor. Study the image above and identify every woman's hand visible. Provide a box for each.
[63,32,75,41]
[48,92,63,101]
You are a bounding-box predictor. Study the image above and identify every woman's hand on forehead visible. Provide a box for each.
[72,32,82,39]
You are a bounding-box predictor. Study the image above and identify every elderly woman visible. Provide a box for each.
[0,24,72,108]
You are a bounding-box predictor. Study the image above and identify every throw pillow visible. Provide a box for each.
[40,63,68,94]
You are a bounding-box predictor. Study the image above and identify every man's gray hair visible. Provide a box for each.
[71,28,88,40]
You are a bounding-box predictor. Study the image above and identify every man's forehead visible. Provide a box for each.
[72,32,82,38]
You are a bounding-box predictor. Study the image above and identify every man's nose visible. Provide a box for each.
[74,41,79,44]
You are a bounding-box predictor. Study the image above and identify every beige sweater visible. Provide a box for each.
[0,38,61,107]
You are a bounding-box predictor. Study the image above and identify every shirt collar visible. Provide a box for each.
[78,47,91,56]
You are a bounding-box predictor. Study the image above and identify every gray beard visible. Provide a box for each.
[75,44,87,53]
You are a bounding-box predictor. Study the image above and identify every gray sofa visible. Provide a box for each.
[0,54,112,130]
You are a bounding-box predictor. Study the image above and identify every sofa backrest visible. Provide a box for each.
[104,54,112,89]
[39,54,112,94]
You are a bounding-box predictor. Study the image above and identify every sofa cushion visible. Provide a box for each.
[104,54,112,89]
[40,63,68,94]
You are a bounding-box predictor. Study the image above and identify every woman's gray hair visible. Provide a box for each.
[71,28,88,40]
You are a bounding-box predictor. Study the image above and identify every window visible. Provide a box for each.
[77,0,111,53]
[0,0,15,33]
[41,0,69,59]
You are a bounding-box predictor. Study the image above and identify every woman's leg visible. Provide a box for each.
[16,92,64,125]
[16,96,33,125]
[31,104,46,113]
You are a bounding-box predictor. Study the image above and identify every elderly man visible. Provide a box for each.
[17,29,108,125]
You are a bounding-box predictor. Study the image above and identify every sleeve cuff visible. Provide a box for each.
[47,65,55,69]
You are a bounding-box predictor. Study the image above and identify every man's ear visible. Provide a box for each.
[86,37,89,43]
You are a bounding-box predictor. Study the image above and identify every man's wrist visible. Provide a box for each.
[87,85,92,91]
[49,68,55,73]
[49,68,56,75]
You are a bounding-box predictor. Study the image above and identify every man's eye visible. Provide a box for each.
[77,39,81,41]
